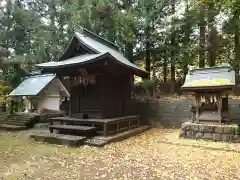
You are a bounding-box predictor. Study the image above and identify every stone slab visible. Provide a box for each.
[202,133,213,140]
[213,133,221,141]
[34,123,49,129]
[85,126,150,147]
[0,124,28,131]
[221,134,233,142]
[223,126,234,134]
[215,126,224,134]
[30,133,87,147]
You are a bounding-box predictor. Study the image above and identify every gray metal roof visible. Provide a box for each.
[182,65,235,90]
[74,32,144,72]
[9,74,56,96]
[37,54,104,68]
[36,29,148,77]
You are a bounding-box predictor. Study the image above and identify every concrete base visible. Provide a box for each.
[34,123,50,129]
[30,133,87,147]
[85,125,150,147]
[180,122,240,142]
[30,126,150,147]
[0,124,29,131]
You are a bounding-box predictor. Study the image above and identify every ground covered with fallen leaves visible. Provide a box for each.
[1,129,240,180]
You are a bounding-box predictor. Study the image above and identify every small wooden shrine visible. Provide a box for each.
[9,74,70,112]
[182,64,235,124]
[36,28,148,119]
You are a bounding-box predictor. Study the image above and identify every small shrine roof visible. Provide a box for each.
[9,74,69,97]
[182,65,235,91]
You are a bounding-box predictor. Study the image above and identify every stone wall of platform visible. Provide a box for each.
[179,122,240,142]
[133,99,240,128]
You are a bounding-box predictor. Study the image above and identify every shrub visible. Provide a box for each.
[139,79,155,96]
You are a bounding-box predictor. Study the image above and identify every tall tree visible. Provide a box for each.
[182,1,191,78]
[170,0,176,83]
[144,1,151,79]
[198,3,206,68]
[206,1,218,67]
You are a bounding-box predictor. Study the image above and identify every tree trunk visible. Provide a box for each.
[126,42,133,62]
[199,5,206,68]
[163,51,167,82]
[234,11,240,75]
[207,2,217,67]
[170,0,176,92]
[145,5,151,79]
[183,2,190,80]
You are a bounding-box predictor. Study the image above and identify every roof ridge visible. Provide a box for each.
[27,73,55,78]
[76,28,120,51]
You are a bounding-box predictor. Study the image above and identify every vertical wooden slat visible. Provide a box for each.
[128,118,131,129]
[195,94,200,122]
[218,94,222,124]
[69,76,72,117]
[117,122,119,134]
[104,122,108,136]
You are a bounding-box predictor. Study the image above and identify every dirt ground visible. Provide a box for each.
[0,128,240,180]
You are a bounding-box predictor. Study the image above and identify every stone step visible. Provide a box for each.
[6,119,30,122]
[30,133,87,147]
[84,138,107,147]
[0,124,28,131]
[7,117,31,120]
[49,124,97,137]
[3,121,27,126]
[85,126,150,147]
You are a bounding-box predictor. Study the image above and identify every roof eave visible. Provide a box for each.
[36,53,148,77]
[181,85,235,91]
[36,53,107,69]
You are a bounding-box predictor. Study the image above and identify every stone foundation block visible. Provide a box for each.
[194,132,204,139]
[186,131,193,138]
[221,134,233,142]
[223,127,234,134]
[179,130,186,137]
[190,124,199,132]
[181,122,191,130]
[215,126,224,134]
[233,135,239,140]
[234,127,240,135]
[202,133,213,140]
[199,126,215,133]
[213,133,221,141]
[180,122,240,142]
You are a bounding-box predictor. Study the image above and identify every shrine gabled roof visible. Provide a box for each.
[36,28,148,77]
[182,65,236,90]
[36,54,104,69]
[9,74,70,97]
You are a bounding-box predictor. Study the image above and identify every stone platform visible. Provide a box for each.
[30,125,150,147]
[30,133,87,147]
[179,122,240,142]
[85,125,150,147]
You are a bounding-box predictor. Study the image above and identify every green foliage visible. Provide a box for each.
[139,79,155,95]
[0,0,239,89]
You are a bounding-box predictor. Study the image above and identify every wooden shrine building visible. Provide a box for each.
[182,64,235,124]
[36,28,148,119]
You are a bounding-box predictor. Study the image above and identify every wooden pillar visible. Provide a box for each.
[69,76,72,117]
[104,122,108,136]
[218,94,222,124]
[195,94,200,123]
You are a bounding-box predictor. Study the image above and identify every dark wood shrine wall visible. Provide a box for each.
[61,72,133,119]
